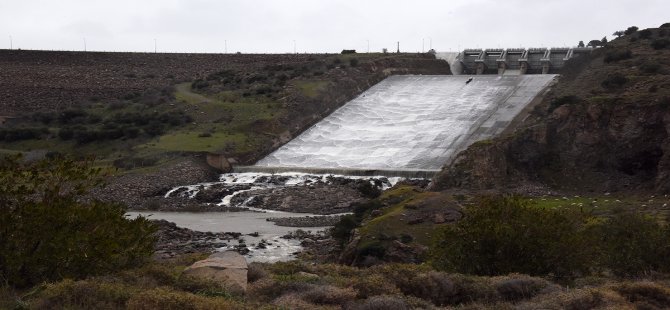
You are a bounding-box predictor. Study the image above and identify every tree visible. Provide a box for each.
[601,36,608,45]
[624,26,639,35]
[587,40,603,48]
[577,40,585,48]
[0,155,156,287]
[613,30,625,37]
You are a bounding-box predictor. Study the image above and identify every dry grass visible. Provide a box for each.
[5,256,670,309]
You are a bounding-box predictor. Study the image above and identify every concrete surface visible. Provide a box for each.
[253,75,557,176]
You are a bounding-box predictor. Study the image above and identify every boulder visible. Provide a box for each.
[181,251,248,294]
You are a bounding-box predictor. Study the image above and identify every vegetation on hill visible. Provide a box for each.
[4,255,670,309]
[0,156,156,288]
[0,52,449,173]
[433,23,670,193]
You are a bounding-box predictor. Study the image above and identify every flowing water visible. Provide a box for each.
[253,75,556,176]
[138,74,556,261]
[130,172,402,262]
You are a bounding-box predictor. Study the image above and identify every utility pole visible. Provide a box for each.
[83,38,87,52]
[429,37,432,50]
[367,40,369,53]
[9,35,12,50]
[293,40,296,54]
[224,40,227,53]
[154,38,157,53]
[397,41,400,53]
[422,38,425,53]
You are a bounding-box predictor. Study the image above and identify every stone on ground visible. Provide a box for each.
[181,251,248,294]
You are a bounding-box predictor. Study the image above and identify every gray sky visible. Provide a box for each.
[1,0,668,53]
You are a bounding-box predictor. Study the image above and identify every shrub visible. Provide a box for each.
[394,271,497,306]
[299,285,357,305]
[492,274,555,301]
[0,156,156,287]
[0,127,48,142]
[624,26,639,35]
[58,127,74,140]
[126,288,236,310]
[548,95,580,112]
[331,214,360,246]
[358,295,410,310]
[191,79,209,90]
[651,38,670,50]
[640,62,661,74]
[350,58,359,67]
[661,23,670,28]
[247,262,268,283]
[638,29,653,39]
[594,213,669,276]
[30,279,134,310]
[604,49,632,63]
[601,73,628,90]
[430,196,594,277]
[613,281,670,308]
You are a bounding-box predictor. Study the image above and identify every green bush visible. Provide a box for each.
[604,49,632,63]
[638,29,653,39]
[0,127,48,142]
[430,196,594,277]
[651,39,670,50]
[594,213,670,276]
[640,62,662,74]
[624,26,639,35]
[0,156,156,288]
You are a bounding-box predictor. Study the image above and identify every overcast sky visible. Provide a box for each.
[1,0,668,54]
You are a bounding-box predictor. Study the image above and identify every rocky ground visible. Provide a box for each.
[152,220,242,259]
[230,183,366,215]
[266,215,344,227]
[91,155,222,209]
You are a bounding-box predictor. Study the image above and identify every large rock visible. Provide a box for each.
[181,251,248,294]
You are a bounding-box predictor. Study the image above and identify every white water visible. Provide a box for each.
[255,75,556,173]
[136,172,402,262]
[142,75,556,261]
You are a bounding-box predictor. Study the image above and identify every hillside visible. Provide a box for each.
[0,50,450,207]
[433,24,670,193]
[0,51,449,162]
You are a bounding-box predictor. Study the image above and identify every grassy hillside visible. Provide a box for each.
[0,52,450,172]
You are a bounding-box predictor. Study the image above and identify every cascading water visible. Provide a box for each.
[251,75,556,176]
[140,74,557,262]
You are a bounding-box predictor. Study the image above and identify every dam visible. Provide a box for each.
[450,47,592,75]
[239,74,557,177]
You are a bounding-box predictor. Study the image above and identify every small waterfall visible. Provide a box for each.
[435,51,463,75]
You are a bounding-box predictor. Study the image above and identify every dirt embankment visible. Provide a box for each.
[433,25,670,193]
[0,50,339,116]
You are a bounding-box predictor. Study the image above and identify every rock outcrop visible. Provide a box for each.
[181,251,248,294]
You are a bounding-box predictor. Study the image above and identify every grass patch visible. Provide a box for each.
[293,80,329,98]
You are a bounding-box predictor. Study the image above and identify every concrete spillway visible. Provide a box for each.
[243,75,556,177]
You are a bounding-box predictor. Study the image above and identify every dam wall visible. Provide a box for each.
[442,47,592,75]
[244,75,557,177]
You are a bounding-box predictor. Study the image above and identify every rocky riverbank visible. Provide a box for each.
[267,215,344,227]
[152,219,242,259]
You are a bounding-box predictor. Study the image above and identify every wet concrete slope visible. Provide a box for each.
[249,75,557,177]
